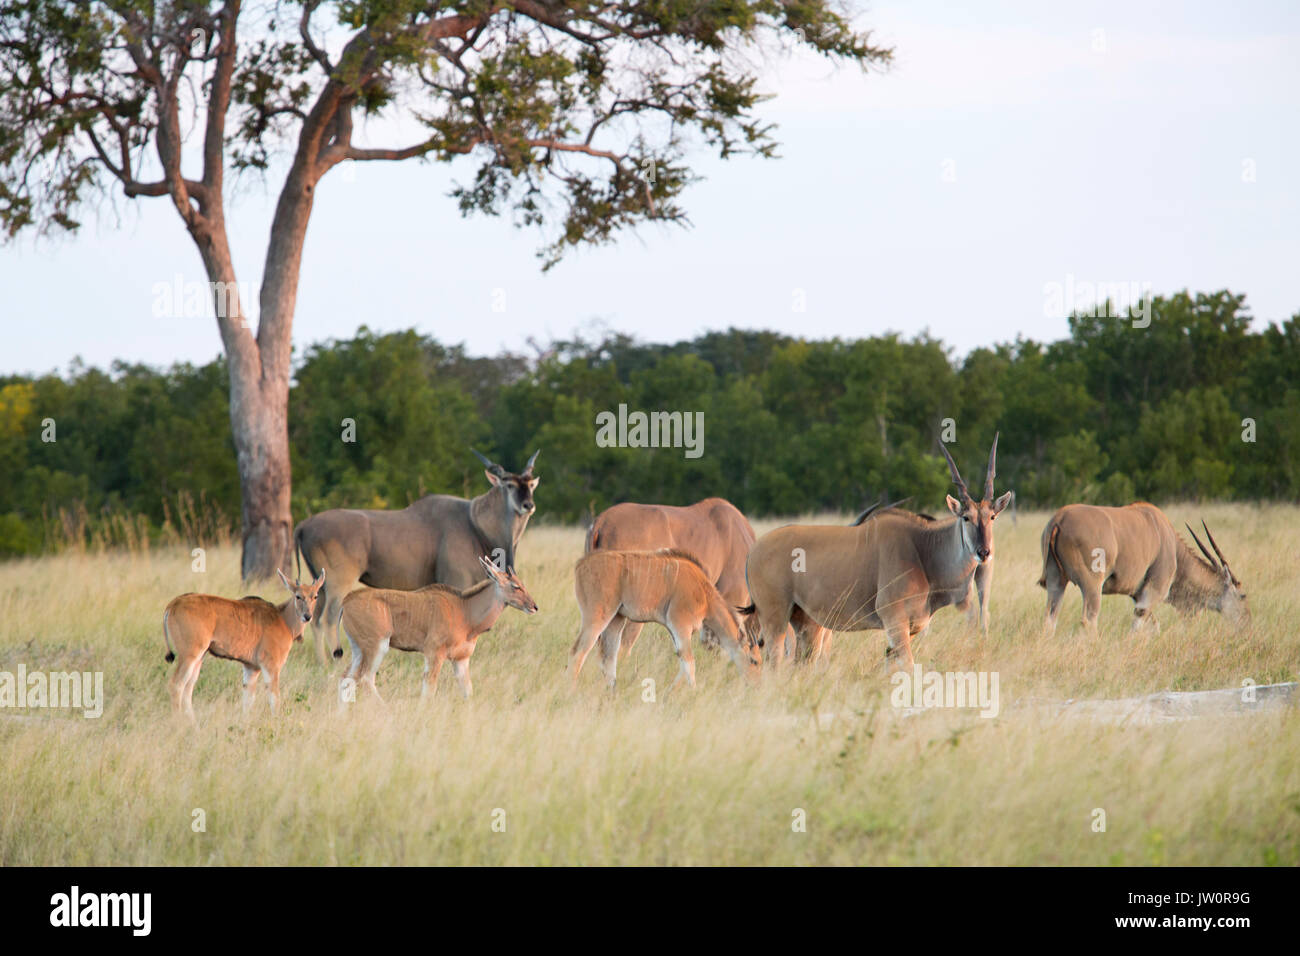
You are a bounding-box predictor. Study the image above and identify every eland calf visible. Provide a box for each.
[569,549,762,691]
[1039,503,1249,634]
[162,570,324,720]
[586,497,762,656]
[338,556,537,701]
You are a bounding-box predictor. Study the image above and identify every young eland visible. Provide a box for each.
[162,569,324,721]
[338,556,538,702]
[569,549,762,692]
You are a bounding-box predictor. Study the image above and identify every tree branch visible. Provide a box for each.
[299,1,332,73]
[202,0,240,202]
[525,138,624,165]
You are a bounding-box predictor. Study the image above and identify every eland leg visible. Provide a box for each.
[570,603,619,687]
[338,627,367,708]
[421,653,446,700]
[359,637,389,702]
[617,621,647,658]
[598,614,628,690]
[1042,561,1067,637]
[168,654,192,715]
[1130,581,1163,635]
[974,560,993,634]
[758,602,794,668]
[241,665,261,713]
[880,613,916,673]
[179,655,204,723]
[450,658,473,699]
[664,611,698,693]
[1079,578,1102,639]
[791,608,830,665]
[261,664,281,715]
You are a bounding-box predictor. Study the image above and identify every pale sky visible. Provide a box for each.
[1,0,1297,376]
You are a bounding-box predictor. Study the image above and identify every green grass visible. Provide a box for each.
[0,505,1297,865]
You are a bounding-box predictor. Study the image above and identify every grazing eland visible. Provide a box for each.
[569,549,762,692]
[585,497,772,656]
[338,556,538,702]
[741,435,1011,670]
[1038,504,1249,635]
[162,569,325,720]
[295,449,539,664]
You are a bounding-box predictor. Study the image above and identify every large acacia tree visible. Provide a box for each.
[0,0,891,579]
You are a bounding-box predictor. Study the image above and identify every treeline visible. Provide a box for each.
[1,290,1297,557]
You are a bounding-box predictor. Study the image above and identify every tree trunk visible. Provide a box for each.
[192,210,298,582]
[234,161,319,580]
[174,4,338,582]
[230,368,294,581]
[148,1,308,582]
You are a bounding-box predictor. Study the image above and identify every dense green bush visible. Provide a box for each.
[0,291,1296,556]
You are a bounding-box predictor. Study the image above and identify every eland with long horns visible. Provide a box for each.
[1038,503,1249,634]
[741,434,1011,670]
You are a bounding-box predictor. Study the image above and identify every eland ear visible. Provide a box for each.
[276,568,293,590]
[992,491,1014,515]
[313,568,326,588]
[483,469,501,487]
[945,494,964,516]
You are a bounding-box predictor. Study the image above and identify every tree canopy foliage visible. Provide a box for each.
[0,0,891,265]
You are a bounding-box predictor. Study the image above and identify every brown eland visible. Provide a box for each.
[295,449,539,664]
[851,497,997,636]
[785,497,919,664]
[585,497,778,655]
[162,569,325,720]
[569,549,762,692]
[742,434,1011,671]
[338,556,538,702]
[1038,503,1249,635]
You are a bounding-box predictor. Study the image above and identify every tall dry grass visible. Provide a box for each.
[0,505,1296,865]
[39,490,236,557]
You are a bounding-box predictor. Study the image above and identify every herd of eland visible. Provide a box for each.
[161,441,1250,719]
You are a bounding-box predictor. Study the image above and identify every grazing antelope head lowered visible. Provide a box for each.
[1039,503,1250,635]
[584,497,769,660]
[473,448,539,518]
[940,433,1014,564]
[1185,521,1251,625]
[570,549,760,692]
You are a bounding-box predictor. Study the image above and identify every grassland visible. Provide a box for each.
[1,504,1297,865]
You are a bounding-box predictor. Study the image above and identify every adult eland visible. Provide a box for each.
[295,449,540,662]
[742,435,1011,670]
[1038,503,1249,634]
